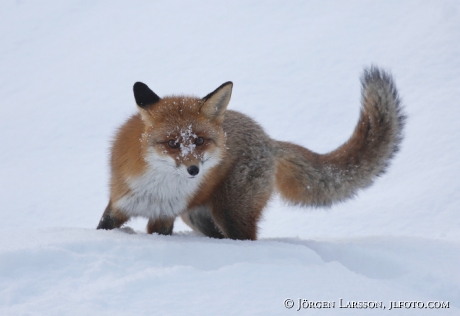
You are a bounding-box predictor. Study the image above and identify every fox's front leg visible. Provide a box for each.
[97,201,129,230]
[147,217,175,235]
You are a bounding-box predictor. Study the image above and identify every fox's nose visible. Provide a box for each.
[187,165,199,176]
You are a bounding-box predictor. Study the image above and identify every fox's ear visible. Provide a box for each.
[200,81,233,124]
[133,82,160,109]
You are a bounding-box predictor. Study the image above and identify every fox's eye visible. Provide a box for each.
[195,137,205,146]
[167,140,180,148]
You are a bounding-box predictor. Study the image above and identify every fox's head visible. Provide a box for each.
[133,81,232,179]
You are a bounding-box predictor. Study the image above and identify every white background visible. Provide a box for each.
[1,1,459,315]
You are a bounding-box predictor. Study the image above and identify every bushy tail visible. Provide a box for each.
[274,66,406,207]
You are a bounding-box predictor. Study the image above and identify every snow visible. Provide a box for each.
[178,124,198,158]
[1,0,459,315]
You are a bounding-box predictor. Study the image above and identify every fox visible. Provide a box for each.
[97,66,405,240]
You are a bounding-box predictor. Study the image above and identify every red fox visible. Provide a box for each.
[97,66,405,240]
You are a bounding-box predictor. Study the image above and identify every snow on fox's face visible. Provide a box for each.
[139,96,226,177]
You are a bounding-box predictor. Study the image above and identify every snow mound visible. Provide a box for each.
[1,228,459,315]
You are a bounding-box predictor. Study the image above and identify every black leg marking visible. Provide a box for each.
[96,202,128,230]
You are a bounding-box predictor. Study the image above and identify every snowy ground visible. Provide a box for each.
[1,1,459,315]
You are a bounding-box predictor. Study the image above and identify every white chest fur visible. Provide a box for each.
[114,150,220,220]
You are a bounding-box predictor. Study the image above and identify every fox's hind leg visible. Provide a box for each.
[181,205,225,239]
[97,201,129,230]
[210,182,273,241]
[147,217,175,235]
[209,145,276,240]
[210,197,270,240]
